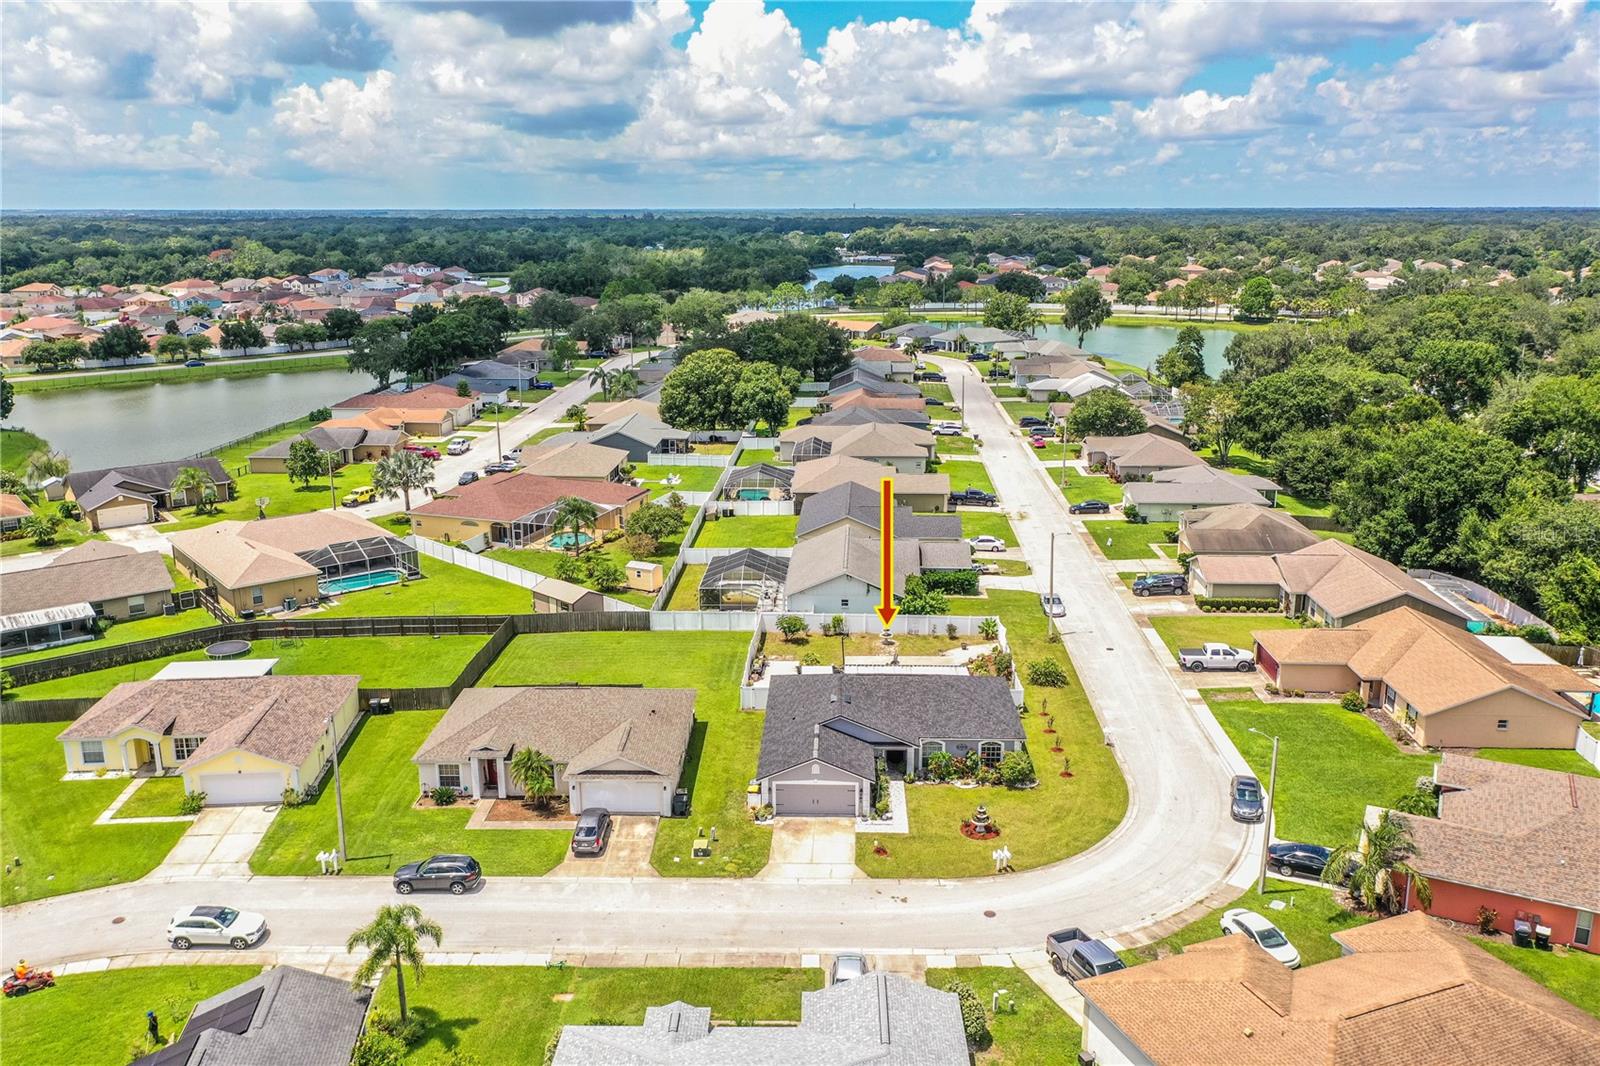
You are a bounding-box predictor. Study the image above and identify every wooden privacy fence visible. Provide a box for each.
[1,698,99,724]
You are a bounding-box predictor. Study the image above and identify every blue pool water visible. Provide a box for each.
[548,532,595,550]
[736,489,768,500]
[319,569,403,595]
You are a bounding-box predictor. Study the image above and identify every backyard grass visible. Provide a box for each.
[109,774,189,819]
[0,607,215,667]
[765,631,973,666]
[1023,439,1078,463]
[1085,519,1178,560]
[483,533,683,609]
[665,563,707,610]
[926,968,1081,1065]
[692,514,797,548]
[11,635,488,700]
[164,554,201,590]
[1205,690,1436,846]
[479,631,765,876]
[628,463,723,498]
[0,966,261,1066]
[858,590,1128,877]
[1196,444,1336,519]
[1474,938,1600,1016]
[0,723,192,905]
[954,510,1018,544]
[375,966,823,1064]
[1474,747,1600,778]
[1119,880,1372,968]
[1,427,48,473]
[250,710,571,876]
[734,447,780,466]
[938,460,996,494]
[1148,615,1300,662]
[782,404,812,429]
[315,555,533,617]
[1057,470,1123,507]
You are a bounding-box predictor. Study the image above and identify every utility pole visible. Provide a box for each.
[327,714,347,863]
[1049,532,1056,604]
[327,453,337,510]
[960,374,967,433]
[1249,727,1280,893]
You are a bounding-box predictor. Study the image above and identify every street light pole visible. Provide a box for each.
[1049,532,1056,604]
[327,453,337,511]
[327,713,347,863]
[1249,727,1280,893]
[960,373,967,433]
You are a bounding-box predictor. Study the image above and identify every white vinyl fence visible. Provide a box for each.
[645,452,731,467]
[1578,728,1600,772]
[406,534,643,612]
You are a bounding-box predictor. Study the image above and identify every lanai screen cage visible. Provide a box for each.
[723,463,793,501]
[302,536,420,581]
[791,436,832,461]
[699,549,789,611]
[507,502,565,548]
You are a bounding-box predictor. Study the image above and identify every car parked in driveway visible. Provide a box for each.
[1045,928,1126,982]
[570,808,613,856]
[393,854,482,895]
[1132,573,1188,596]
[1018,416,1047,429]
[1220,908,1301,968]
[404,444,442,460]
[341,485,375,507]
[529,379,555,390]
[830,952,869,985]
[1178,643,1255,672]
[1230,775,1265,823]
[968,535,1006,552]
[167,905,267,950]
[932,423,963,436]
[447,437,471,456]
[1267,842,1331,879]
[1040,592,1066,617]
[949,488,997,507]
[1069,499,1111,515]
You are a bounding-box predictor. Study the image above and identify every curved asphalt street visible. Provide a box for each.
[0,355,1256,966]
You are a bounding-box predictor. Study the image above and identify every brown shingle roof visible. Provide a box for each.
[333,384,475,410]
[790,455,949,499]
[2,544,172,615]
[411,471,645,523]
[1276,540,1464,621]
[1180,504,1320,555]
[520,439,630,479]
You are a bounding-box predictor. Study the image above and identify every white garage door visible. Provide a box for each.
[774,782,857,817]
[575,779,663,814]
[96,503,150,529]
[197,771,284,805]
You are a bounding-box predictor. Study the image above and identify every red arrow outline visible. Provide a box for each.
[876,476,899,627]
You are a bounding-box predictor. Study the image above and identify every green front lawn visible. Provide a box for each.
[1474,938,1600,1016]
[483,533,683,609]
[1058,471,1123,507]
[251,710,571,876]
[1148,615,1300,662]
[665,563,707,610]
[518,425,571,449]
[1475,747,1600,778]
[735,448,780,466]
[1001,403,1052,426]
[0,494,99,558]
[377,966,823,1064]
[480,632,766,876]
[315,555,533,617]
[1120,880,1372,968]
[1085,520,1178,560]
[0,723,192,905]
[1205,690,1436,846]
[939,460,996,494]
[11,635,488,700]
[926,968,1081,1065]
[920,382,955,404]
[110,774,189,819]
[955,510,1017,544]
[936,435,980,456]
[628,463,723,498]
[1025,439,1078,463]
[1,608,215,667]
[859,590,1128,877]
[0,966,261,1066]
[692,514,797,548]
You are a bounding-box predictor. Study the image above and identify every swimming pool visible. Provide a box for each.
[547,532,594,550]
[319,569,404,595]
[735,489,769,501]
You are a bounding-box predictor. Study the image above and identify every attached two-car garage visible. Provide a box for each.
[196,771,287,805]
[570,778,667,815]
[773,782,858,816]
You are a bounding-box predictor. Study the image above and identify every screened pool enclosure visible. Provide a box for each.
[698,549,789,611]
[722,463,793,501]
[305,535,421,589]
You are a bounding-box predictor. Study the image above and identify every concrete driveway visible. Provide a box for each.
[154,805,279,880]
[761,818,859,881]
[553,817,659,878]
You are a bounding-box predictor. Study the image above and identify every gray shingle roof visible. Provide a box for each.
[811,406,929,428]
[826,368,922,398]
[796,482,961,541]
[66,458,233,512]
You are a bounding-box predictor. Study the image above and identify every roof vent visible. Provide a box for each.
[876,973,892,1045]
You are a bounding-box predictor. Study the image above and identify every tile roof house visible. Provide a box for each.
[408,471,645,549]
[63,458,235,529]
[1122,466,1281,521]
[132,965,370,1066]
[1391,755,1599,953]
[757,674,1025,814]
[789,455,950,512]
[0,542,174,654]
[1081,433,1205,481]
[1253,607,1598,748]
[554,973,968,1064]
[779,423,935,473]
[412,686,696,814]
[1077,911,1600,1066]
[58,676,361,804]
[1177,503,1320,557]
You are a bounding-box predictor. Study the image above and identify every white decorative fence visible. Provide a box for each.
[648,612,763,632]
[714,500,795,516]
[406,534,642,612]
[644,452,731,467]
[1577,728,1600,772]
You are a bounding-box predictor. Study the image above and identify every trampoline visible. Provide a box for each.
[205,640,251,659]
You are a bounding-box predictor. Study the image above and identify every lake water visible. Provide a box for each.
[807,264,895,290]
[932,321,1236,376]
[11,366,376,470]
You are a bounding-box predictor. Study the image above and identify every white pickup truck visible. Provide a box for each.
[1178,642,1257,672]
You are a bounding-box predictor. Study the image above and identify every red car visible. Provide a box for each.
[403,444,441,460]
[1030,436,1050,449]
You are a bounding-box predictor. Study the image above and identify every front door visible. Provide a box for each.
[480,758,499,796]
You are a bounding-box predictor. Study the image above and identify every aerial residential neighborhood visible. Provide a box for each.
[1,3,1597,1065]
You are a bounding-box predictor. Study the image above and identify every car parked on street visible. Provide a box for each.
[570,808,613,856]
[1069,499,1111,515]
[968,535,1006,552]
[393,854,482,895]
[1266,842,1332,879]
[484,461,517,475]
[949,488,997,507]
[403,444,441,460]
[183,358,207,368]
[1040,592,1066,617]
[1132,573,1188,596]
[830,952,869,985]
[1018,416,1047,429]
[916,371,947,382]
[1045,928,1126,982]
[457,470,480,486]
[1178,643,1256,672]
[529,379,555,390]
[1230,775,1265,823]
[167,905,267,950]
[1220,908,1301,968]
[932,423,963,436]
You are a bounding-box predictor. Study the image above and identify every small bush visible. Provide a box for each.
[351,1029,407,1066]
[947,979,991,1051]
[280,787,302,809]
[978,617,999,642]
[924,751,956,781]
[828,614,846,636]
[1264,682,1279,695]
[999,749,1035,788]
[975,765,1000,787]
[800,652,823,666]
[776,614,807,641]
[946,622,959,640]
[178,790,207,815]
[1122,503,1142,523]
[308,406,332,422]
[1027,658,1068,687]
[368,1010,426,1047]
[1476,905,1499,935]
[752,803,773,821]
[1194,596,1280,613]
[431,785,459,806]
[1339,691,1365,713]
[918,569,979,596]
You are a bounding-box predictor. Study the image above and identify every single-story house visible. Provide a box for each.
[532,576,604,614]
[1253,607,1598,748]
[58,675,361,804]
[0,542,174,654]
[827,318,883,339]
[783,524,909,614]
[1122,467,1279,522]
[880,321,944,346]
[583,398,661,429]
[1393,756,1598,954]
[826,367,923,400]
[1177,502,1318,557]
[1024,374,1121,403]
[996,338,1092,362]
[329,383,482,437]
[131,966,371,1066]
[519,438,630,481]
[796,481,963,544]
[552,973,968,1065]
[170,510,415,615]
[436,359,543,394]
[1081,433,1205,481]
[850,349,913,380]
[790,455,949,512]
[827,389,928,415]
[408,471,646,549]
[927,325,1022,353]
[1077,911,1600,1066]
[778,422,935,473]
[567,412,689,462]
[1153,464,1279,504]
[758,674,1025,814]
[412,686,695,814]
[808,404,930,429]
[0,491,31,532]
[63,458,235,529]
[246,425,406,474]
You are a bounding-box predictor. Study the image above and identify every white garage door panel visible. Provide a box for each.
[774,782,856,817]
[198,771,283,805]
[97,504,149,529]
[576,780,662,814]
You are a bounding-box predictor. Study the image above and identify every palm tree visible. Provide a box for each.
[1322,810,1432,914]
[346,904,443,1024]
[25,450,69,485]
[550,495,598,554]
[587,366,614,396]
[373,450,434,511]
[608,369,639,400]
[508,748,555,811]
[169,466,216,511]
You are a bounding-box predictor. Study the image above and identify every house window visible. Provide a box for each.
[127,595,146,617]
[919,741,944,768]
[80,740,105,765]
[437,764,462,790]
[840,599,849,609]
[173,737,202,761]
[251,586,265,606]
[1496,719,1509,731]
[1576,911,1593,947]
[979,741,1004,768]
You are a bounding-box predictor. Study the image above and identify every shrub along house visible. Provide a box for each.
[0,542,174,654]
[756,674,1025,816]
[63,458,235,530]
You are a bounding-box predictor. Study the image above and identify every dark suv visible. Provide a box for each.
[393,854,481,895]
[1132,573,1188,597]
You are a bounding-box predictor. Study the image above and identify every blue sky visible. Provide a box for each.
[2,1,1596,209]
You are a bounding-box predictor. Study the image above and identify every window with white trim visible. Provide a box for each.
[80,740,105,765]
[127,595,146,617]
[251,586,265,606]
[1576,910,1593,947]
[1496,719,1509,731]
[979,741,1004,768]
[437,764,462,790]
[173,737,202,761]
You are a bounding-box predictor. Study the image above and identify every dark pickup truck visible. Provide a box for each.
[949,488,998,507]
[1045,928,1127,982]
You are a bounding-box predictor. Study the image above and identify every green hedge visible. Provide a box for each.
[919,569,981,595]
[1195,597,1282,613]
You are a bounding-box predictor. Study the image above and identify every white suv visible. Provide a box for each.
[167,905,268,950]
